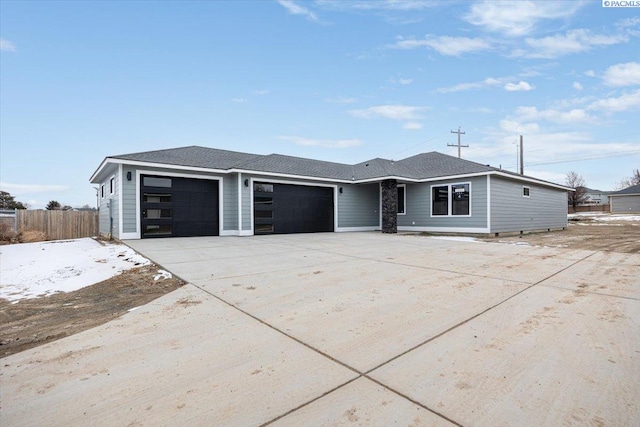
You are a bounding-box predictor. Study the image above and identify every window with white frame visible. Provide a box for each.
[397,184,406,215]
[101,184,105,199]
[431,182,471,216]
[110,177,115,195]
[523,186,530,198]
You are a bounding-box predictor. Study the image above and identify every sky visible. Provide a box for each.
[1,0,639,209]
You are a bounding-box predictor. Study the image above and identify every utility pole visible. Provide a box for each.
[448,127,468,159]
[519,134,524,175]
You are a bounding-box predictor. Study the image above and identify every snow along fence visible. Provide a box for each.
[16,210,99,241]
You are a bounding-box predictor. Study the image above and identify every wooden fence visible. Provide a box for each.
[568,204,610,214]
[16,210,99,240]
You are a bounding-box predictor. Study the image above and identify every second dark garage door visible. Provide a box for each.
[254,182,334,235]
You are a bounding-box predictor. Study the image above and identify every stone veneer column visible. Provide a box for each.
[381,179,398,234]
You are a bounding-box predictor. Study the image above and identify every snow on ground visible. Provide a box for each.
[568,213,640,221]
[427,236,482,243]
[0,238,153,303]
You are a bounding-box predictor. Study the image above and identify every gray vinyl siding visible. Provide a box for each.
[398,176,488,229]
[610,195,640,213]
[223,174,238,231]
[122,165,137,233]
[98,166,119,238]
[241,175,252,231]
[337,183,380,228]
[490,176,567,233]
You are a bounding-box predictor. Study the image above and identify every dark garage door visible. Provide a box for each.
[141,175,219,238]
[254,182,334,235]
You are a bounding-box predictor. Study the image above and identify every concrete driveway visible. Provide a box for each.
[2,233,638,426]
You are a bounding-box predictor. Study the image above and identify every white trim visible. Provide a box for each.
[135,170,224,239]
[430,181,472,218]
[120,232,139,240]
[487,175,491,233]
[91,158,229,182]
[336,226,380,232]
[238,173,243,233]
[118,164,123,238]
[249,177,339,234]
[398,226,490,233]
[522,185,531,198]
[379,182,383,228]
[397,184,406,215]
[491,171,572,191]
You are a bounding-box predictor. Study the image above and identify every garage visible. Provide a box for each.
[140,175,219,238]
[254,182,334,235]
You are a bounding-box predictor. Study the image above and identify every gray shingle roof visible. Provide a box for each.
[611,183,640,195]
[112,146,260,170]
[102,145,564,188]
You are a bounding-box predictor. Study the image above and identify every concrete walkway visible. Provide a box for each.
[2,233,638,426]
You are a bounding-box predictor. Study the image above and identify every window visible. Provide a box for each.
[101,184,105,199]
[143,224,172,236]
[432,186,449,216]
[145,209,172,219]
[523,186,530,198]
[143,193,172,203]
[254,183,274,192]
[431,182,471,216]
[109,177,115,194]
[452,184,470,215]
[143,176,172,188]
[397,185,406,215]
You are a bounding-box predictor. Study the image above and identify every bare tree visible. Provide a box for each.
[565,171,587,209]
[615,169,640,190]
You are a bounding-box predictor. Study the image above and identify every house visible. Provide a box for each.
[579,187,611,205]
[89,146,571,239]
[609,184,640,214]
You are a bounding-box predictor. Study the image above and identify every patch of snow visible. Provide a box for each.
[153,269,172,281]
[497,240,533,246]
[569,213,640,221]
[427,236,482,243]
[0,238,151,303]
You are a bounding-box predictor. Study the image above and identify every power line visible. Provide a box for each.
[510,149,640,168]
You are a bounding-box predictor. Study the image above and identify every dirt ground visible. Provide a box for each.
[1,217,638,359]
[0,264,184,357]
[479,216,640,253]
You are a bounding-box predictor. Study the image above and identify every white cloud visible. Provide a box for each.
[278,135,363,148]
[465,1,586,37]
[231,98,246,103]
[398,78,413,85]
[588,89,640,112]
[403,122,423,130]
[436,77,504,93]
[584,70,595,77]
[573,81,583,91]
[253,89,270,95]
[349,104,428,120]
[0,38,16,52]
[602,62,640,87]
[391,35,491,56]
[514,106,592,124]
[278,0,318,21]
[516,29,626,59]
[317,1,437,12]
[504,81,535,91]
[0,182,68,194]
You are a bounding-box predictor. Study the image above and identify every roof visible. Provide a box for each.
[610,183,640,196]
[91,145,569,190]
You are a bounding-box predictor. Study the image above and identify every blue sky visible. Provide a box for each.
[1,0,639,209]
